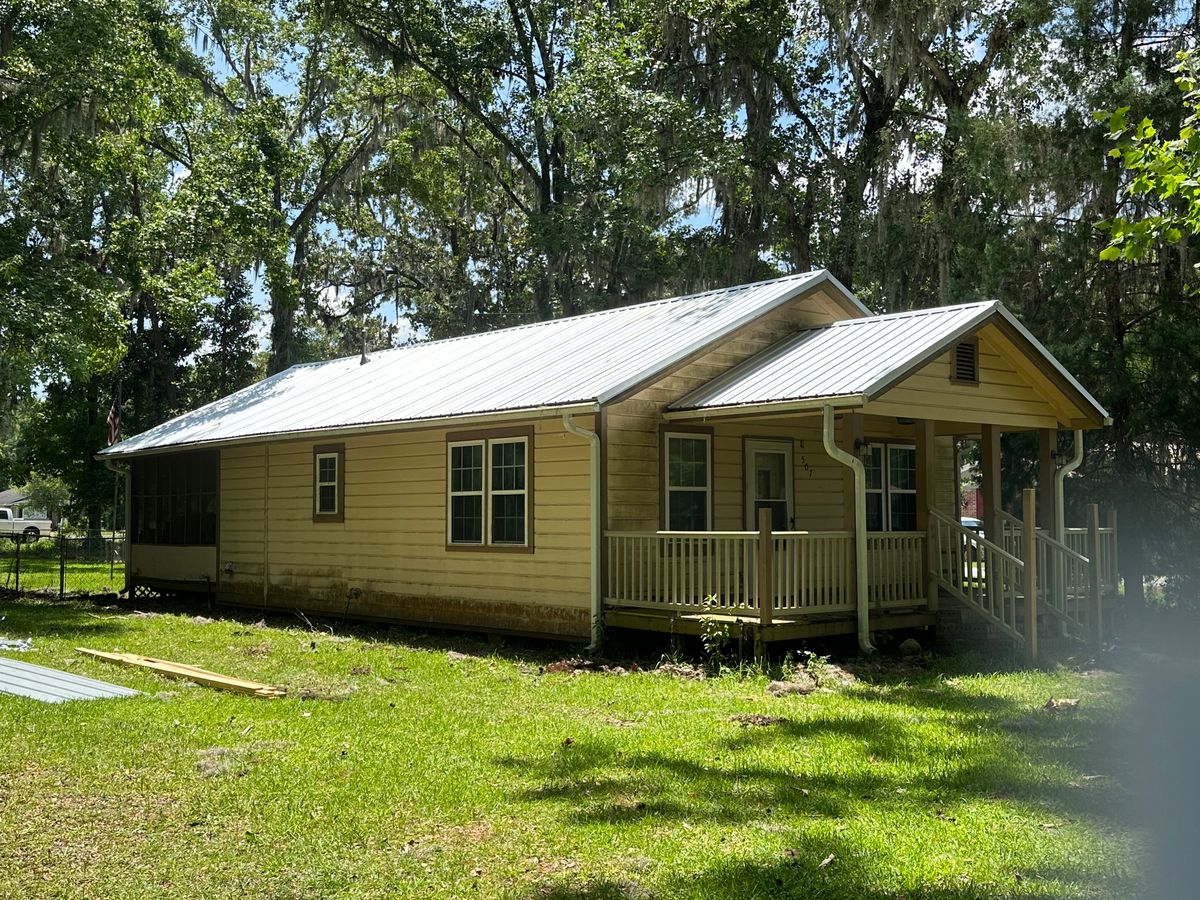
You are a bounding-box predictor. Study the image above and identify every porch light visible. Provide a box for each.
[854,437,874,462]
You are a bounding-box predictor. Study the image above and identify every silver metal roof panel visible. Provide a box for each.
[670,301,1110,422]
[0,656,139,703]
[102,270,862,456]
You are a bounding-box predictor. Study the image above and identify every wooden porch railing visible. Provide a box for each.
[930,508,1025,643]
[1034,530,1093,633]
[866,532,926,608]
[605,528,929,618]
[997,509,1118,594]
[604,531,760,612]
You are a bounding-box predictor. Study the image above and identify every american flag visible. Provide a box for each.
[106,402,120,446]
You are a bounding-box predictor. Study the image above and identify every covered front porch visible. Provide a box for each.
[599,301,1117,656]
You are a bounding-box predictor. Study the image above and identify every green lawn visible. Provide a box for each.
[0,597,1144,899]
[0,555,125,595]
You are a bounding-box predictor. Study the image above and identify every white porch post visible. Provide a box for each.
[1038,429,1058,537]
[980,425,1002,543]
[915,419,938,611]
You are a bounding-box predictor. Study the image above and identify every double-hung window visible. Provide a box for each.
[664,432,711,531]
[864,442,917,532]
[447,433,530,548]
[313,444,345,522]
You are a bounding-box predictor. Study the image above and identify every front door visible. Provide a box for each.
[745,440,793,530]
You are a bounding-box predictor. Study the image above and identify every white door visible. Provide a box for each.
[745,440,794,530]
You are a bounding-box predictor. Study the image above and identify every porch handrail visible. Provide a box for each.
[929,508,1025,644]
[932,509,1024,566]
[1034,530,1093,634]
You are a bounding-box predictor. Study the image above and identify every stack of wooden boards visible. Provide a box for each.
[78,648,286,699]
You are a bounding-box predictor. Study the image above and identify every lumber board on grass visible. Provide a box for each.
[76,648,286,698]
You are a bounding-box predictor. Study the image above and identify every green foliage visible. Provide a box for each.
[698,596,733,673]
[1100,52,1200,271]
[17,472,71,520]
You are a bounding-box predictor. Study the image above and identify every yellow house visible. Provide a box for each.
[98,271,1116,658]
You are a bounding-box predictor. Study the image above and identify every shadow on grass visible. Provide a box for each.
[0,596,128,639]
[523,828,1097,900]
[499,672,1136,899]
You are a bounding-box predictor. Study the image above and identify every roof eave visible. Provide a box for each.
[95,400,601,460]
[662,394,867,422]
[991,304,1111,426]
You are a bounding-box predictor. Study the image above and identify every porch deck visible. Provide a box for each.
[603,503,1118,650]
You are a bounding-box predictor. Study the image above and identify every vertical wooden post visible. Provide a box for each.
[59,533,65,601]
[1023,487,1038,662]
[1106,507,1118,590]
[758,507,774,628]
[915,419,938,612]
[980,425,1002,544]
[1088,503,1103,649]
[1038,429,1057,532]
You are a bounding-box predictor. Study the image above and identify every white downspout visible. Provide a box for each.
[822,405,875,654]
[1054,430,1084,543]
[563,411,602,650]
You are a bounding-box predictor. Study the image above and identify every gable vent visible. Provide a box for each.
[952,340,979,384]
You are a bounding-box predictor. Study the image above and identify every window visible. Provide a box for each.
[447,432,530,548]
[864,442,918,532]
[664,432,711,531]
[131,450,218,545]
[313,444,345,522]
[951,338,979,384]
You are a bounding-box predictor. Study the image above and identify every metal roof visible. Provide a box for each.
[669,301,1110,422]
[101,270,863,457]
[0,489,29,507]
[0,656,139,703]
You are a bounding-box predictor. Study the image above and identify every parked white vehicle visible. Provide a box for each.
[0,507,53,542]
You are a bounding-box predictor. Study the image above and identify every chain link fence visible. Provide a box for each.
[0,535,125,598]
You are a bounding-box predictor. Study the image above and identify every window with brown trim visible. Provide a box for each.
[664,432,711,531]
[864,442,917,532]
[447,432,531,548]
[313,444,345,522]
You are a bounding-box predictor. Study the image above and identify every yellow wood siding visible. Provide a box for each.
[130,545,217,584]
[605,286,856,532]
[218,416,593,636]
[864,325,1066,430]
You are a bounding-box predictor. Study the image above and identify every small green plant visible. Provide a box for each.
[800,649,830,685]
[698,596,731,674]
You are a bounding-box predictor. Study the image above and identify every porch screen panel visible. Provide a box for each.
[131,450,218,546]
[666,434,710,531]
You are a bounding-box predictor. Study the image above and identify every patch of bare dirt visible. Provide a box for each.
[730,713,789,727]
[653,661,704,680]
[540,658,636,675]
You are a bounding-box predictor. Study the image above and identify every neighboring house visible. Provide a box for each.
[0,489,30,514]
[98,270,1117,655]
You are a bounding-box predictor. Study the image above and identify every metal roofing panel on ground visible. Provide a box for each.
[0,656,140,703]
[669,302,999,411]
[102,270,859,456]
